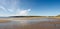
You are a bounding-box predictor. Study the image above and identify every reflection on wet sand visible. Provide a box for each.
[0,18,60,29]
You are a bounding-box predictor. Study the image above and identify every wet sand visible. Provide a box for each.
[0,18,60,29]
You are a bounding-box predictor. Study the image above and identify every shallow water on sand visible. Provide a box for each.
[0,18,60,29]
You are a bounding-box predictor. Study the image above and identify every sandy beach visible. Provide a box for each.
[0,17,60,29]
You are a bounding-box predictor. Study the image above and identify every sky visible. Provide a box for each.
[0,0,60,17]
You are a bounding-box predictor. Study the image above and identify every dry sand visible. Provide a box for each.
[0,18,11,23]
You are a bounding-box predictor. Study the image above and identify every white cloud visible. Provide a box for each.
[15,9,31,16]
[19,9,31,16]
[0,9,31,17]
[0,0,31,17]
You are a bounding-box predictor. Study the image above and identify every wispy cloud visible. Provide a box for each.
[16,9,31,16]
[0,9,31,16]
[0,0,31,17]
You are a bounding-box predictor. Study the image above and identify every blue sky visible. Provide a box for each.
[0,0,60,17]
[20,0,60,16]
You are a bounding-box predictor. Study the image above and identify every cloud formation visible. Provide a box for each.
[0,0,31,17]
[9,9,31,16]
[0,9,31,17]
[18,9,31,16]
